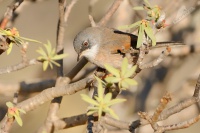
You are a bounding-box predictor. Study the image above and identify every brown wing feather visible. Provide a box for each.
[101,28,138,54]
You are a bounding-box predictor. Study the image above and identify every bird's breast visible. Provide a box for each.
[91,50,123,69]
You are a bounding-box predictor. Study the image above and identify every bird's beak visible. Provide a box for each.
[77,54,80,61]
[77,53,83,61]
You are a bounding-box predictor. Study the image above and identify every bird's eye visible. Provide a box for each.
[82,41,89,47]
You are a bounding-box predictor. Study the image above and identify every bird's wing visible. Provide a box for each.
[101,28,138,54]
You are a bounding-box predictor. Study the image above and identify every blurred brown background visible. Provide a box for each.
[0,0,200,133]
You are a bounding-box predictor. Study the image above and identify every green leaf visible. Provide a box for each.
[43,60,49,71]
[107,108,119,120]
[87,110,97,116]
[15,109,20,115]
[51,54,68,60]
[124,65,137,78]
[126,21,141,29]
[50,48,56,57]
[105,77,121,83]
[88,106,99,111]
[49,62,54,69]
[51,60,60,67]
[121,57,128,76]
[104,93,112,103]
[7,43,13,55]
[96,77,104,99]
[133,6,144,10]
[14,114,23,126]
[144,23,156,46]
[118,82,121,89]
[123,78,137,86]
[144,0,151,7]
[36,47,47,57]
[20,36,42,44]
[81,94,99,106]
[118,21,141,30]
[37,56,46,61]
[121,80,130,89]
[6,102,14,108]
[44,41,52,55]
[94,96,101,102]
[137,24,144,48]
[104,64,120,77]
[98,106,103,119]
[18,109,26,114]
[107,99,126,106]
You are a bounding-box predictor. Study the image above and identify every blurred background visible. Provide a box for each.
[0,0,200,133]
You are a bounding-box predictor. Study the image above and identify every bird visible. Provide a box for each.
[73,27,138,69]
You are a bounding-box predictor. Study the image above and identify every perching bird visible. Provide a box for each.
[73,27,138,69]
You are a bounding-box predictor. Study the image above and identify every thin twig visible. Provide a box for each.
[64,0,78,22]
[151,93,172,123]
[98,0,123,26]
[0,0,24,29]
[140,46,171,69]
[0,59,40,75]
[163,115,200,131]
[21,43,28,63]
[89,15,96,27]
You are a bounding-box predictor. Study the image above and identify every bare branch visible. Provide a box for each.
[150,44,200,57]
[140,46,171,69]
[89,15,96,27]
[152,93,172,123]
[64,0,78,22]
[163,115,200,131]
[159,75,200,121]
[0,79,55,96]
[54,114,90,130]
[0,0,24,29]
[98,0,123,26]
[139,75,200,132]
[54,114,128,131]
[0,59,40,75]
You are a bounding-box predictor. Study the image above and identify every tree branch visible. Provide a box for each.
[0,59,40,75]
[0,0,24,29]
[0,77,92,132]
[98,0,123,26]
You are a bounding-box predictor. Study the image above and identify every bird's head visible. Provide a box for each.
[73,27,103,61]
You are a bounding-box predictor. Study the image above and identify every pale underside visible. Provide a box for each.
[80,44,123,69]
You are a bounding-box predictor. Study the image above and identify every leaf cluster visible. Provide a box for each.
[6,102,26,126]
[133,0,161,22]
[81,77,126,120]
[105,58,137,90]
[36,41,67,71]
[118,0,165,48]
[0,27,41,55]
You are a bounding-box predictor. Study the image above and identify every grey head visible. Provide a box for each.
[73,27,105,61]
